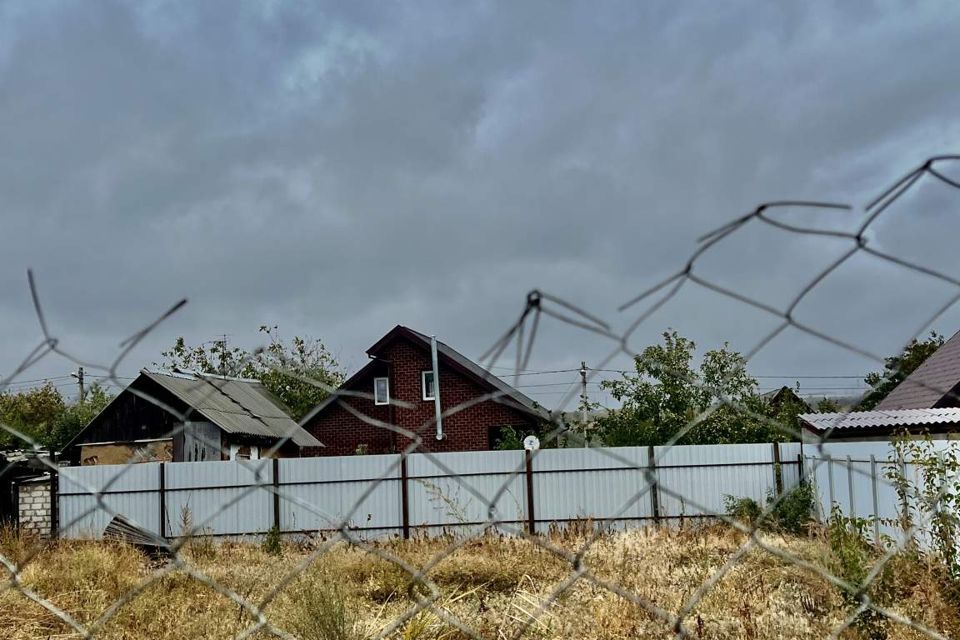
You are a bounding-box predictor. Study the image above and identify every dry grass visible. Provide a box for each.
[0,525,957,639]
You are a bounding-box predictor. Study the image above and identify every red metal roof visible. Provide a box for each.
[876,329,960,410]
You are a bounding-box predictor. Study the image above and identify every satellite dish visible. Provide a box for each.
[522,435,540,451]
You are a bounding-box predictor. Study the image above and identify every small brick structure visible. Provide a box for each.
[17,476,52,538]
[302,325,548,456]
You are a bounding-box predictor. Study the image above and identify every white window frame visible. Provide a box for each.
[229,444,260,461]
[422,370,436,401]
[374,377,390,405]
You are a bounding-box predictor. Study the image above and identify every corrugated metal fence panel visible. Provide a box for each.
[64,441,931,541]
[804,440,951,547]
[279,454,401,536]
[406,450,525,532]
[532,447,650,525]
[779,442,804,492]
[58,463,161,538]
[654,443,776,517]
[164,460,273,536]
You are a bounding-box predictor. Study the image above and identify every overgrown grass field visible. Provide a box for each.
[1,524,958,639]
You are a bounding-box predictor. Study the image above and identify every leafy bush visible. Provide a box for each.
[826,506,890,639]
[768,481,814,535]
[723,496,762,526]
[888,434,960,580]
[262,525,283,556]
[724,482,814,534]
[283,578,362,640]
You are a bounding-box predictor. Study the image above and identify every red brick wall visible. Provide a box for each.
[303,338,538,456]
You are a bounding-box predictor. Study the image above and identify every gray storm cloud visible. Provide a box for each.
[2,1,959,408]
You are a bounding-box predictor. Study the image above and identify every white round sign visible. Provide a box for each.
[522,435,540,451]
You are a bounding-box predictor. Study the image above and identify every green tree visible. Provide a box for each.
[46,384,113,452]
[857,331,944,410]
[815,397,841,412]
[0,383,113,451]
[0,383,65,448]
[158,326,344,421]
[595,330,783,446]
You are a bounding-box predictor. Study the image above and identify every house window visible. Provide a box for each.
[374,377,390,405]
[229,444,260,461]
[422,370,436,401]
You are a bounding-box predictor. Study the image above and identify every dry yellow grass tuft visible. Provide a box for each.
[0,525,957,639]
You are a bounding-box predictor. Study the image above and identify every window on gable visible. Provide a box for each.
[374,377,390,405]
[422,370,435,401]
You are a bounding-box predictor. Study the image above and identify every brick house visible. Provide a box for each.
[300,326,549,455]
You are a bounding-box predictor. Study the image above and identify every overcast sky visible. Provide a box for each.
[2,1,960,409]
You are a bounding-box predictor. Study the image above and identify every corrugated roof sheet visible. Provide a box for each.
[876,329,960,410]
[142,370,322,447]
[800,408,960,433]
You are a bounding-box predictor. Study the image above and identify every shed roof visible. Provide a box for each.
[875,329,960,410]
[141,369,322,447]
[799,408,960,435]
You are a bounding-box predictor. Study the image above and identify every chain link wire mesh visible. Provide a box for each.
[3,154,960,638]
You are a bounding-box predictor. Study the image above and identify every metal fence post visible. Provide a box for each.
[158,462,166,538]
[846,455,856,519]
[898,452,910,533]
[772,442,783,496]
[647,445,661,526]
[272,457,281,532]
[400,455,410,540]
[524,449,536,535]
[827,455,835,511]
[49,454,59,540]
[870,454,880,543]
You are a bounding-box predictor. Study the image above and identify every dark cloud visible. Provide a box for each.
[2,0,960,408]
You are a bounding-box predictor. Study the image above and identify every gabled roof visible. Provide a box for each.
[762,386,811,411]
[300,325,550,426]
[876,330,960,410]
[140,370,322,447]
[799,408,960,435]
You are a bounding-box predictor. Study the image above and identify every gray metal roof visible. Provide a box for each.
[800,408,960,433]
[876,329,960,410]
[142,369,322,447]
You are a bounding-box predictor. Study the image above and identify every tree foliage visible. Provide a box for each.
[857,331,945,410]
[0,383,113,451]
[158,326,345,421]
[594,330,788,446]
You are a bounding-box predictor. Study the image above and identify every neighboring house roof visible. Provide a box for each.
[876,329,960,410]
[140,370,322,447]
[300,325,550,426]
[762,386,811,411]
[799,408,960,436]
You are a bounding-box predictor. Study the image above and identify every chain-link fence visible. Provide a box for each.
[3,155,960,638]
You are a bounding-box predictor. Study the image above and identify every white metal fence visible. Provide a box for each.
[57,442,807,539]
[803,439,959,548]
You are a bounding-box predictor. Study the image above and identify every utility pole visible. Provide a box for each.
[580,361,589,446]
[71,367,85,405]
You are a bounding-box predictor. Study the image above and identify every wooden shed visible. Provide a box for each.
[62,369,322,465]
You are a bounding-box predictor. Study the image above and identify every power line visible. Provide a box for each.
[489,365,867,379]
[590,368,864,379]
